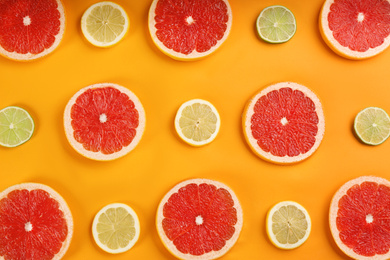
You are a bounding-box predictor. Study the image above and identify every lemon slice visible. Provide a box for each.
[266,201,311,249]
[354,107,390,145]
[92,203,140,254]
[256,5,296,43]
[81,1,129,47]
[174,99,221,146]
[0,106,34,147]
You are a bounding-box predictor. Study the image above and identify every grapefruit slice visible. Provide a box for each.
[0,0,66,61]
[64,83,146,161]
[156,178,243,260]
[148,0,233,60]
[0,183,73,259]
[319,0,390,59]
[329,176,390,260]
[242,82,325,164]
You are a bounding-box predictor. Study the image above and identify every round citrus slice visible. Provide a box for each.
[174,99,221,146]
[319,0,390,59]
[156,178,243,260]
[148,0,233,60]
[0,106,34,147]
[0,0,65,61]
[354,107,390,145]
[329,176,390,259]
[92,203,140,254]
[63,83,146,161]
[266,201,311,249]
[242,82,325,164]
[0,183,73,259]
[81,1,129,48]
[256,5,297,44]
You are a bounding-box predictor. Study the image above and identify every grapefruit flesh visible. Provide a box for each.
[156,179,243,260]
[64,83,146,161]
[0,0,65,61]
[149,0,232,60]
[243,82,325,164]
[330,176,390,260]
[0,183,73,260]
[320,0,390,59]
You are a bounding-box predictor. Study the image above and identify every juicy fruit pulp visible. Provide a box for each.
[334,179,390,257]
[0,106,34,147]
[0,0,64,60]
[71,86,139,155]
[149,0,232,59]
[354,107,390,145]
[328,0,390,52]
[252,88,319,156]
[157,179,242,260]
[257,5,296,43]
[0,188,69,259]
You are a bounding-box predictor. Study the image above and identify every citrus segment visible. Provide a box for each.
[148,0,233,60]
[0,106,34,147]
[92,203,140,254]
[0,183,73,259]
[242,82,325,164]
[81,1,129,47]
[0,0,65,61]
[330,176,390,259]
[156,179,243,260]
[354,107,390,145]
[319,0,390,59]
[266,201,311,249]
[256,5,296,43]
[64,83,146,161]
[175,99,221,146]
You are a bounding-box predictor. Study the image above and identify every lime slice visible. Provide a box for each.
[92,203,140,254]
[266,201,311,249]
[354,107,390,145]
[0,106,34,147]
[81,1,129,47]
[174,99,221,146]
[256,5,296,43]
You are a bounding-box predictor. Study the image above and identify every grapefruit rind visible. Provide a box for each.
[148,0,233,61]
[329,176,390,260]
[242,82,325,164]
[81,1,129,48]
[174,99,221,147]
[266,201,311,250]
[0,183,73,260]
[92,203,140,254]
[319,0,390,60]
[0,0,66,62]
[63,83,146,161]
[156,178,243,260]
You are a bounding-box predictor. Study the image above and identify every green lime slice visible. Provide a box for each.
[0,106,34,147]
[354,107,390,145]
[256,5,296,43]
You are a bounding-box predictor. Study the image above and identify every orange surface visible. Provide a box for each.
[1,0,390,259]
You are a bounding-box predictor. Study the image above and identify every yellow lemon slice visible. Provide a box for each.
[92,203,140,254]
[174,99,221,146]
[81,1,129,47]
[266,201,311,249]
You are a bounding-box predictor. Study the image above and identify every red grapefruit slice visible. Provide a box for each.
[242,82,325,164]
[0,183,73,260]
[319,0,390,59]
[329,176,390,260]
[156,179,243,260]
[148,0,233,60]
[0,0,66,61]
[64,83,146,161]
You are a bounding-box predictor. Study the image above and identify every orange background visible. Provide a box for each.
[1,0,390,259]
